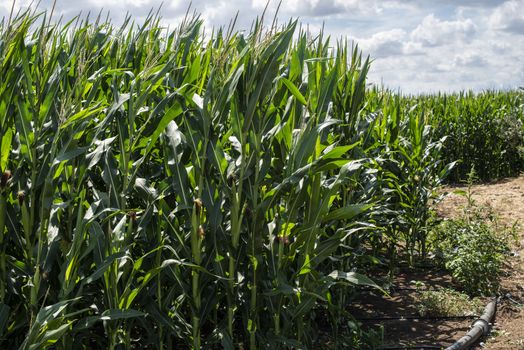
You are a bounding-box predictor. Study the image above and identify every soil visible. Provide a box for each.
[348,175,524,349]
[349,268,476,348]
[437,175,524,349]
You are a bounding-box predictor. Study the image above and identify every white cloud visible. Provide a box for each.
[355,7,523,93]
[410,14,476,47]
[489,0,524,34]
[435,52,488,73]
[251,0,374,17]
[396,0,502,8]
[88,0,154,8]
[357,29,407,57]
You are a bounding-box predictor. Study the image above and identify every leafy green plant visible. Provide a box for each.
[434,219,511,296]
[430,170,515,296]
[328,322,384,350]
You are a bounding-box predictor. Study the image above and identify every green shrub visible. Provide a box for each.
[430,167,516,296]
[434,220,507,295]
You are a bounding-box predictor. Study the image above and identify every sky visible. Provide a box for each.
[0,0,523,94]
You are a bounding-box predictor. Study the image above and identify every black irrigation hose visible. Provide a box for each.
[379,346,443,350]
[378,288,453,293]
[356,315,478,322]
[371,298,497,350]
[387,287,460,292]
[359,286,422,291]
[444,298,497,350]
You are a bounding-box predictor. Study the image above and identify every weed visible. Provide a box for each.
[416,287,483,317]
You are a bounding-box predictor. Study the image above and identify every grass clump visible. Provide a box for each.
[416,287,483,317]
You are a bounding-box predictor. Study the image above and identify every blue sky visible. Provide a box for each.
[1,0,523,94]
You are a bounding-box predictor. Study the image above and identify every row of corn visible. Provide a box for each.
[0,8,518,349]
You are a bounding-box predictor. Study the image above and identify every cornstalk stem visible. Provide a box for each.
[191,137,208,349]
[228,156,245,339]
[191,207,202,349]
[249,133,261,350]
[156,211,164,349]
[0,190,6,302]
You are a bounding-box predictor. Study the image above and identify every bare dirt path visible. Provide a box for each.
[438,175,524,349]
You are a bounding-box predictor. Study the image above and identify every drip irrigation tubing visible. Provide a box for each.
[378,346,443,350]
[359,287,449,292]
[358,286,469,294]
[356,315,478,322]
[504,293,524,307]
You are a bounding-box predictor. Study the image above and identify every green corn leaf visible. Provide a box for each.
[328,270,385,293]
[0,127,12,171]
[322,204,371,222]
[75,309,146,331]
[281,78,307,105]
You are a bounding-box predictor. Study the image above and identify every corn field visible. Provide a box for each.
[373,90,523,183]
[426,90,523,182]
[0,8,521,350]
